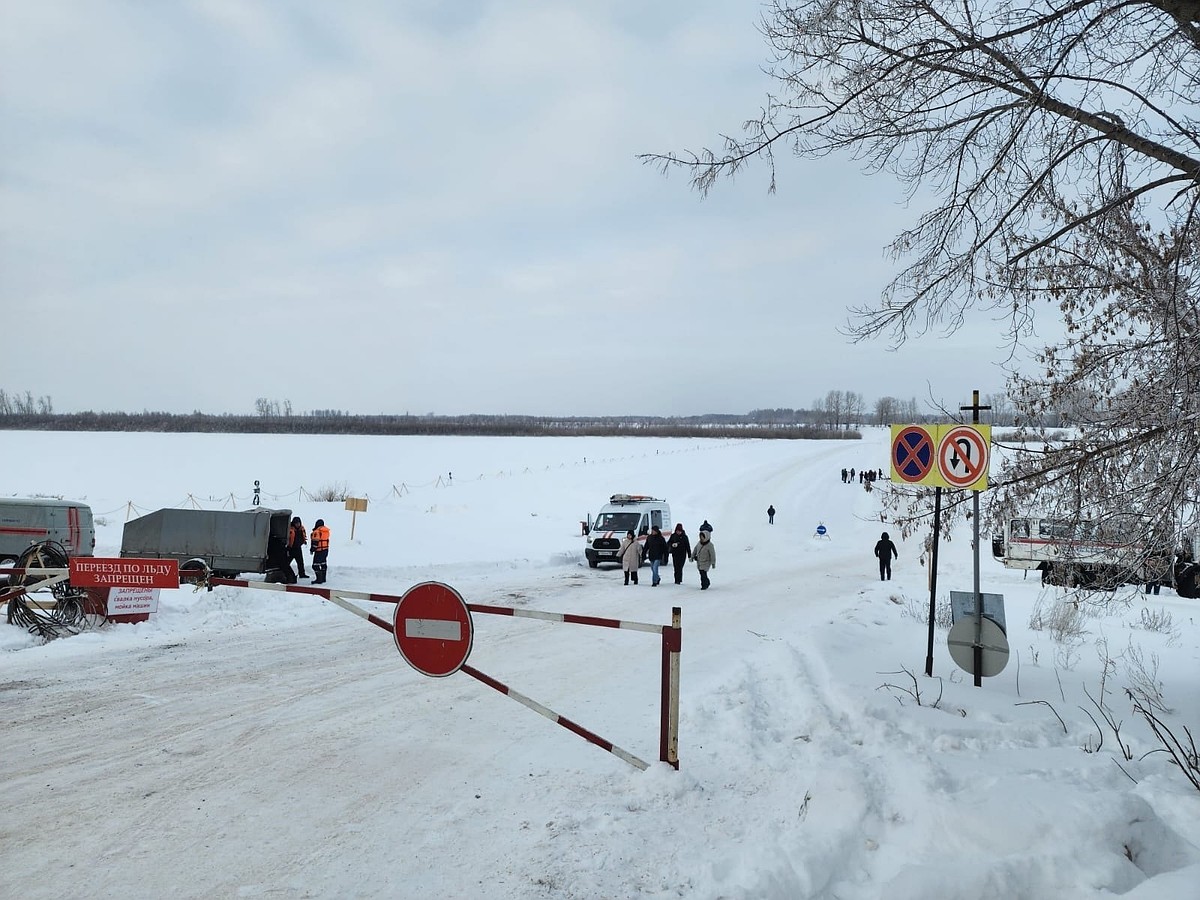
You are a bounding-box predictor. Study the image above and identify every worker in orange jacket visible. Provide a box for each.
[310,519,330,584]
[287,517,308,579]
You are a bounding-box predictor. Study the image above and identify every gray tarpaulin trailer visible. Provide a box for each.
[120,507,293,579]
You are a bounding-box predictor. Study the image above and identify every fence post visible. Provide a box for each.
[660,606,682,769]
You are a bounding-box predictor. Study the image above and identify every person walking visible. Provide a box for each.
[767,505,776,525]
[644,525,668,586]
[287,516,309,579]
[693,529,717,590]
[619,529,641,585]
[310,518,331,584]
[667,524,692,585]
[874,531,898,581]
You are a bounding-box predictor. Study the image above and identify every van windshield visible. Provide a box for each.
[593,512,641,534]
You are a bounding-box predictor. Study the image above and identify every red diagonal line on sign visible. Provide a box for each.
[896,433,930,472]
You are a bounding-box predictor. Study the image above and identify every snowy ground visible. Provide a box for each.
[2,429,1198,899]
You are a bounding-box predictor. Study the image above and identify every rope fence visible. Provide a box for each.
[69,440,752,519]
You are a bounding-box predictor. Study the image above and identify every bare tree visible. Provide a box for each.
[875,396,898,426]
[645,0,1200,545]
[822,390,847,429]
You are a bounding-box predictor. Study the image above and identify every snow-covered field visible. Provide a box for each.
[2,429,1198,899]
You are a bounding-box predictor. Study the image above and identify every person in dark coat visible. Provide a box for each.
[267,533,297,584]
[643,525,668,586]
[667,524,692,585]
[874,531,899,581]
[767,505,776,525]
[287,516,308,579]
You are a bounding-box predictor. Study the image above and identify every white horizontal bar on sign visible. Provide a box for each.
[406,618,462,641]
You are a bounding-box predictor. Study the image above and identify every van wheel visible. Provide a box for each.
[588,560,599,569]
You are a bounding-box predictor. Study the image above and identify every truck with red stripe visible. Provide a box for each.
[583,494,672,569]
[989,514,1199,593]
[0,498,96,570]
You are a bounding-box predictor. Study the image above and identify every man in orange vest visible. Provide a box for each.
[287,517,308,579]
[310,519,330,584]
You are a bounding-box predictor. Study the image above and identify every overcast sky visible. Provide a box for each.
[2,1,1023,417]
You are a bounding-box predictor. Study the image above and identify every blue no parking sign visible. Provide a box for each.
[891,425,936,484]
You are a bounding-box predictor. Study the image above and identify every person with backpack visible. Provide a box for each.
[310,519,330,584]
[287,516,309,579]
[874,531,899,581]
[667,524,692,585]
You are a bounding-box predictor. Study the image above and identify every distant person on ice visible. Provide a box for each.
[692,529,716,590]
[874,531,899,581]
[287,517,308,579]
[310,519,330,584]
[667,524,692,585]
[767,505,775,525]
[619,529,641,586]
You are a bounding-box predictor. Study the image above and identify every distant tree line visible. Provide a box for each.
[1,388,1052,437]
[0,409,858,439]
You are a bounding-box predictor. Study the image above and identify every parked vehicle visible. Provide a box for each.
[120,507,294,580]
[990,515,1158,589]
[583,494,672,568]
[0,499,95,570]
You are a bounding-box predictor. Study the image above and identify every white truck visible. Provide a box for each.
[584,494,672,569]
[989,515,1183,592]
[0,498,96,569]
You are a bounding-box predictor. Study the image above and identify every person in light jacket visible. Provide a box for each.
[692,529,717,590]
[668,524,692,585]
[619,529,641,585]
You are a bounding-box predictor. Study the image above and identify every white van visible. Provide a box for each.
[0,499,96,566]
[584,494,672,568]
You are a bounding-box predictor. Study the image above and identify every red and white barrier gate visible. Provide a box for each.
[210,577,683,771]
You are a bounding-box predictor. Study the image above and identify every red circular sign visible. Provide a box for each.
[393,581,474,677]
[892,426,935,483]
[937,426,989,488]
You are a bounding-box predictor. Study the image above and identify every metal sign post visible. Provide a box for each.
[960,391,991,688]
[925,487,942,677]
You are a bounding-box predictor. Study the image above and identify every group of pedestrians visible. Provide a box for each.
[841,467,885,484]
[619,520,716,590]
[272,516,330,584]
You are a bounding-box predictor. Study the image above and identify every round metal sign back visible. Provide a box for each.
[947,616,1010,677]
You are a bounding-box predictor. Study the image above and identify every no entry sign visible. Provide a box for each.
[393,581,474,677]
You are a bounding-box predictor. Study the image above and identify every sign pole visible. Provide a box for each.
[960,390,991,688]
[925,487,942,677]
